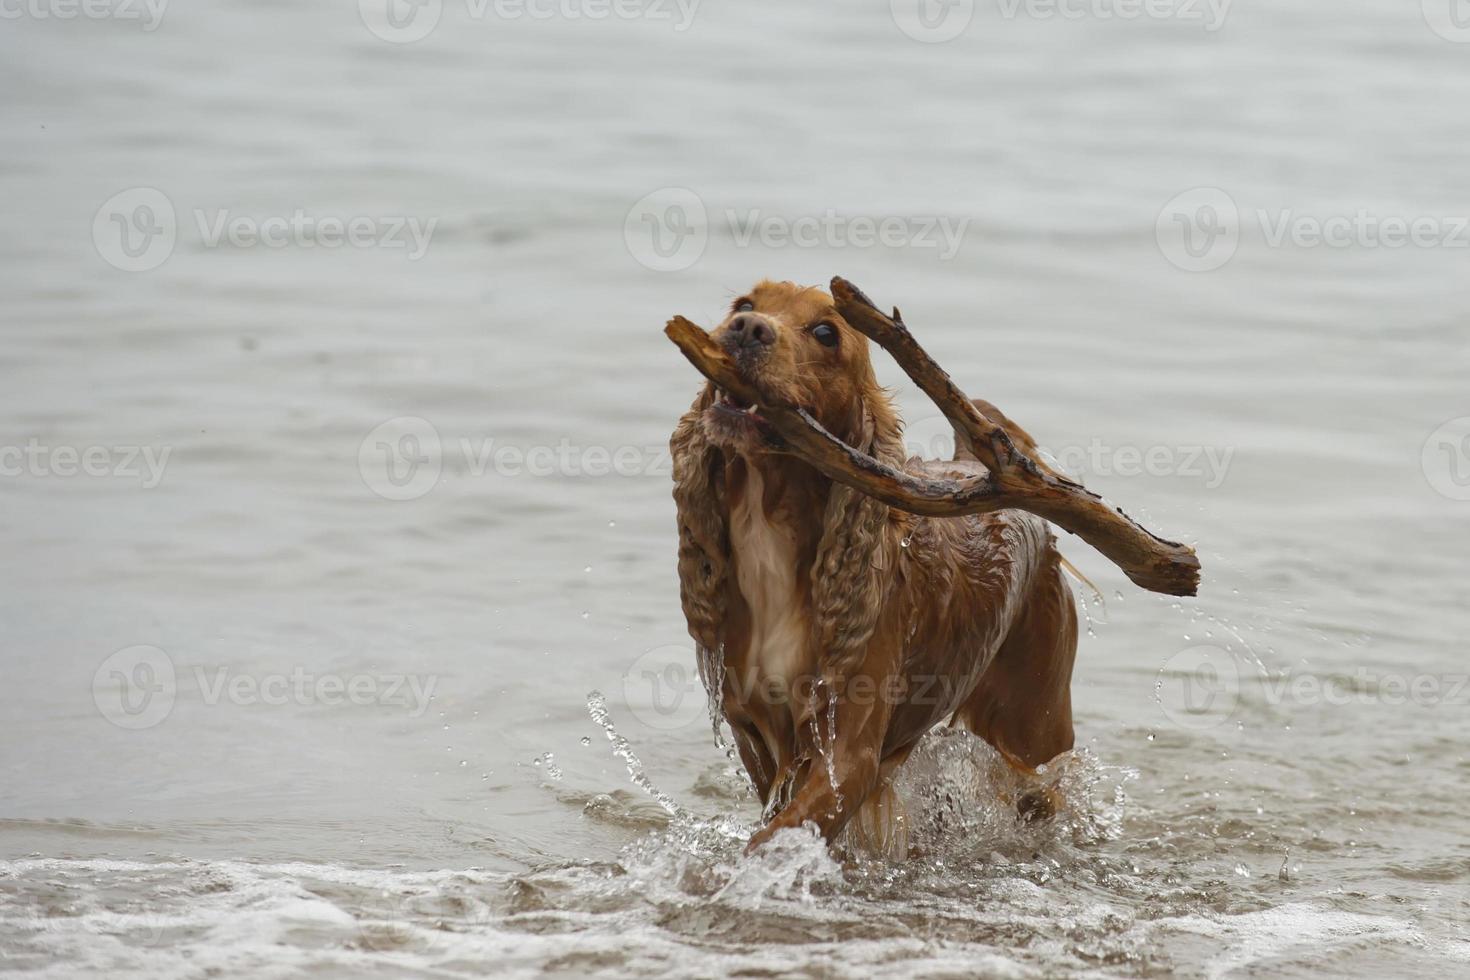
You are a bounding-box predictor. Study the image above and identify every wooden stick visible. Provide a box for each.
[830,277,1199,595]
[664,309,1201,597]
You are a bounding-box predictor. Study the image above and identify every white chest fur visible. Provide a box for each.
[729,466,807,691]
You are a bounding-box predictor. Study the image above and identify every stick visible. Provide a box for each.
[663,306,1200,597]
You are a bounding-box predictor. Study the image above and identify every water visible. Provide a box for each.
[3,0,1470,976]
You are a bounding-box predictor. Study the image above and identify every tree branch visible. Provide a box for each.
[664,302,1200,597]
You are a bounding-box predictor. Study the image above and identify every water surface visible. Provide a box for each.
[2,1,1469,976]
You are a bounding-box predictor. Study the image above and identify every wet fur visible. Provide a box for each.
[670,281,1078,855]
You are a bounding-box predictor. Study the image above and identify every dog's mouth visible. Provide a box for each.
[712,388,766,422]
[705,387,781,449]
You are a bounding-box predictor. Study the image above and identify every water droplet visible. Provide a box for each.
[608,520,616,527]
[580,611,590,620]
[580,736,591,746]
[584,565,592,573]
[535,752,563,780]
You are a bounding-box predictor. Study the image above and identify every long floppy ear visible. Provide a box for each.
[810,380,907,677]
[670,386,728,688]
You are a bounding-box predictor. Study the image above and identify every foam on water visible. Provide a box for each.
[6,843,1463,979]
[2,711,1464,976]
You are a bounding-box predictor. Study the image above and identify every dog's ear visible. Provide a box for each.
[670,386,728,672]
[810,381,906,676]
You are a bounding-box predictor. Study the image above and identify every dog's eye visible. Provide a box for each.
[812,323,839,348]
[735,300,754,313]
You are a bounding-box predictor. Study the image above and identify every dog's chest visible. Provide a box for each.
[729,468,807,690]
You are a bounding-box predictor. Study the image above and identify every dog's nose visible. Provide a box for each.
[728,313,777,348]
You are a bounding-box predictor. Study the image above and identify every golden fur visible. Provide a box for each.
[670,280,1078,854]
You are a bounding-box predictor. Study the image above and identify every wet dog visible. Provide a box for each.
[670,280,1077,855]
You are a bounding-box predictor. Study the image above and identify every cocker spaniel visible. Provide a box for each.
[670,280,1081,856]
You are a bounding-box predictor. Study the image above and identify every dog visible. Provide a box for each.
[670,280,1078,856]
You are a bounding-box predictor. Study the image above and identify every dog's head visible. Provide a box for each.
[670,279,907,665]
[700,280,889,455]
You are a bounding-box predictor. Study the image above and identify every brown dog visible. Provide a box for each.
[670,280,1078,855]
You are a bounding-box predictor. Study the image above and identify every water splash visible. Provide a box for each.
[823,691,842,808]
[887,728,1134,859]
[695,643,727,748]
[586,690,684,817]
[534,752,563,781]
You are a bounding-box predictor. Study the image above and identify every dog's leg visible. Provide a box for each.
[745,691,891,853]
[844,748,918,859]
[952,546,1078,821]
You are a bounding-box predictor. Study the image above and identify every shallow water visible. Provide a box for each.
[3,0,1469,976]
